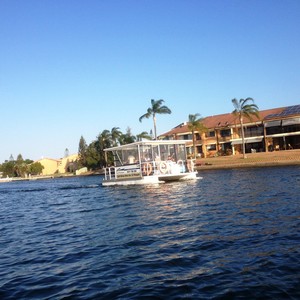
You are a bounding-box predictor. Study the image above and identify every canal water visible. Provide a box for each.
[0,166,299,299]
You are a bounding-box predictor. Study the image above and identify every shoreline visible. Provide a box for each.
[195,149,300,170]
[6,150,300,181]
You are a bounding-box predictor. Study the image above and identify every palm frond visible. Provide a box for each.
[139,109,152,122]
[157,105,172,114]
[231,98,239,111]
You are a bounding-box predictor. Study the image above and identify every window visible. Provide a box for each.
[267,123,300,135]
[182,134,192,140]
[283,124,300,133]
[244,126,263,137]
[220,129,231,137]
[206,144,216,151]
[266,126,281,135]
[206,131,215,137]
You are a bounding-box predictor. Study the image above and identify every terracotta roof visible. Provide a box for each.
[202,113,237,128]
[159,105,298,137]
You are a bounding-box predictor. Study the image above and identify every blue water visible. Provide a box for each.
[0,166,299,299]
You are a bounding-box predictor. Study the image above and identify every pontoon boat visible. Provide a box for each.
[102,140,198,186]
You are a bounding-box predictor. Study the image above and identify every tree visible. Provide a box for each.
[24,159,34,164]
[232,98,259,158]
[1,155,35,178]
[64,148,69,158]
[136,131,151,141]
[86,141,101,169]
[78,136,88,167]
[15,154,28,177]
[111,127,122,146]
[14,163,28,177]
[0,160,15,177]
[119,127,136,145]
[28,162,44,175]
[139,99,172,140]
[188,114,207,159]
[96,130,112,167]
[16,154,23,163]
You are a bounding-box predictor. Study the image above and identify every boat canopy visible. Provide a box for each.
[103,140,193,152]
[104,140,193,167]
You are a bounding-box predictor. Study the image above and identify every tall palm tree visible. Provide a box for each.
[139,99,172,140]
[232,98,259,159]
[188,113,206,159]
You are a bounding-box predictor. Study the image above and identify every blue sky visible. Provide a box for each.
[1,0,299,162]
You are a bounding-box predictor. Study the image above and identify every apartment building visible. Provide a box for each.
[159,105,300,158]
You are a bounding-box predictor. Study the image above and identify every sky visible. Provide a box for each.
[1,0,300,163]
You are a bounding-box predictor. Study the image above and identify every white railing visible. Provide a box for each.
[104,167,115,181]
[104,159,194,181]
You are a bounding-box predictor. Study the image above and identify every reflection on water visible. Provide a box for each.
[0,166,299,299]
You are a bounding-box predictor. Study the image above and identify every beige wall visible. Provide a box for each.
[37,158,59,175]
[58,154,79,173]
[37,154,79,175]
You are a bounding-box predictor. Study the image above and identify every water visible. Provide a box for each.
[0,166,299,299]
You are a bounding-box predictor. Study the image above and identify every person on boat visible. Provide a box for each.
[142,154,151,162]
[167,154,175,162]
[127,155,136,164]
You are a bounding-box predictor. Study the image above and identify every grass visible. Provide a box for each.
[195,149,300,169]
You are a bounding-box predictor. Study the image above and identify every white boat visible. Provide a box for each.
[102,140,198,186]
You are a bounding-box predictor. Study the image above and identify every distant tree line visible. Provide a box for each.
[0,154,44,178]
[77,127,152,170]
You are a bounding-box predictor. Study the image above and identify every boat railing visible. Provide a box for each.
[187,159,195,172]
[104,159,195,181]
[104,167,116,181]
[140,159,194,175]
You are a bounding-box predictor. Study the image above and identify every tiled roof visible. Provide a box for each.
[202,113,237,128]
[160,105,297,137]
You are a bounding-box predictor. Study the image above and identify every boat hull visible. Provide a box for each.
[102,172,198,186]
[158,171,198,182]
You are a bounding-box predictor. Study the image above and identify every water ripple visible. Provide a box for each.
[0,167,299,299]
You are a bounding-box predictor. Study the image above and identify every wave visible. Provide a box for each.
[58,184,100,190]
[0,188,48,194]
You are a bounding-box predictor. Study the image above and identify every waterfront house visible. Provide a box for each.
[159,105,300,158]
[36,153,79,175]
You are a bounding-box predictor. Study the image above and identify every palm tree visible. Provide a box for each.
[139,99,171,140]
[136,131,151,141]
[110,127,122,146]
[232,98,259,159]
[119,127,136,145]
[96,130,112,167]
[188,114,206,159]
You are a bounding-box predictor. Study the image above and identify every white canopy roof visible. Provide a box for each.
[104,140,193,152]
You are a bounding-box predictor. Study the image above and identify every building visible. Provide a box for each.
[159,105,300,158]
[36,153,79,175]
